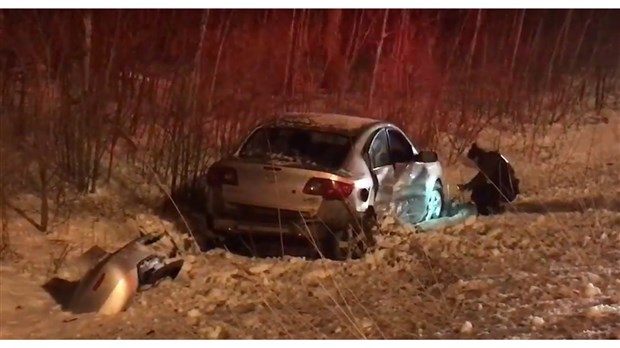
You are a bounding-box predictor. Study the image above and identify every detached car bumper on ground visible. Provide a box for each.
[68,234,184,315]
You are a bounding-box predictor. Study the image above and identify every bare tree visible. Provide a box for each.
[283,9,297,97]
[367,9,389,111]
[321,9,343,94]
[208,10,232,113]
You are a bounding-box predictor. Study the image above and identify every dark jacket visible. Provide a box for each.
[465,146,520,202]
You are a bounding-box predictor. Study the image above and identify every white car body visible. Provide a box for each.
[205,112,444,242]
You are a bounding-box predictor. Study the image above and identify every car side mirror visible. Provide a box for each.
[413,150,438,163]
[392,150,415,164]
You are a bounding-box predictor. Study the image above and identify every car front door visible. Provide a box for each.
[386,128,429,221]
[366,128,395,217]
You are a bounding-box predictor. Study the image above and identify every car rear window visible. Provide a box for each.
[238,126,352,171]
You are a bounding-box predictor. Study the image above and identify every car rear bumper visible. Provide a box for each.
[207,187,358,239]
[211,217,327,240]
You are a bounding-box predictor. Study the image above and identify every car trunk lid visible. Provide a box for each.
[219,159,344,215]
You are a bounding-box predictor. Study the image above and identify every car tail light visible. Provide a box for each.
[303,178,354,200]
[206,166,238,187]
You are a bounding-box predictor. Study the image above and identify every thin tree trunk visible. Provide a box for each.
[523,13,545,95]
[83,10,92,92]
[208,11,232,113]
[0,203,9,252]
[340,10,363,102]
[283,9,297,97]
[367,9,389,112]
[467,9,483,76]
[570,10,592,72]
[194,9,209,94]
[509,9,525,80]
[38,159,49,233]
[557,9,574,71]
[80,10,100,194]
[105,11,124,183]
[321,9,342,93]
[544,9,573,91]
[395,10,410,92]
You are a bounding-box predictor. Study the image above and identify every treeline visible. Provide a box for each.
[0,9,618,236]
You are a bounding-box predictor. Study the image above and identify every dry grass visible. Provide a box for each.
[1,9,619,339]
[3,111,618,339]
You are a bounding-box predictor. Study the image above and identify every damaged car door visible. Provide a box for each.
[387,128,431,223]
[366,128,395,218]
[368,127,436,223]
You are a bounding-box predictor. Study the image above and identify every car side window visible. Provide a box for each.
[368,129,390,168]
[387,129,415,163]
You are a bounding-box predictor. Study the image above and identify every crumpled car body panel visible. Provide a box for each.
[374,162,441,224]
[68,234,184,315]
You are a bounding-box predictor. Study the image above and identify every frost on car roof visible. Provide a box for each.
[265,112,381,136]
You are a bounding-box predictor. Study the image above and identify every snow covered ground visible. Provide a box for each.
[1,109,619,339]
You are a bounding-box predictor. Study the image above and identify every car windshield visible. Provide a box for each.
[238,126,353,171]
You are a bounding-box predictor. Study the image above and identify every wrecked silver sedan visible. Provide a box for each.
[205,112,445,260]
[68,234,184,315]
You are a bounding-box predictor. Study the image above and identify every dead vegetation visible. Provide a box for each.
[0,9,619,339]
[1,10,618,230]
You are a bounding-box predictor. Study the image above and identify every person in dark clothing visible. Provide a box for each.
[458,143,520,215]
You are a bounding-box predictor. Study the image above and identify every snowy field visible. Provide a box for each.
[1,109,619,339]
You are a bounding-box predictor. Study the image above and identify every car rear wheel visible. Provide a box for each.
[320,210,378,261]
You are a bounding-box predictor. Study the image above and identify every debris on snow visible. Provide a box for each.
[583,283,602,298]
[200,325,228,339]
[303,267,335,283]
[583,272,602,284]
[66,234,185,316]
[187,308,201,318]
[358,317,375,333]
[463,215,477,226]
[3,111,620,339]
[584,306,604,319]
[584,304,620,319]
[460,321,473,334]
[530,316,545,329]
[248,263,272,275]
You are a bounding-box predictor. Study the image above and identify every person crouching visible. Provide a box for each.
[458,143,520,215]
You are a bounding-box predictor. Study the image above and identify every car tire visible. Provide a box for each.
[422,181,445,222]
[321,209,378,261]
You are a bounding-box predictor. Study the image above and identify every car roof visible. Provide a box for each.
[263,112,383,136]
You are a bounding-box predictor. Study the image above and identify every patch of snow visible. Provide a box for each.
[583,283,602,298]
[460,321,473,334]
